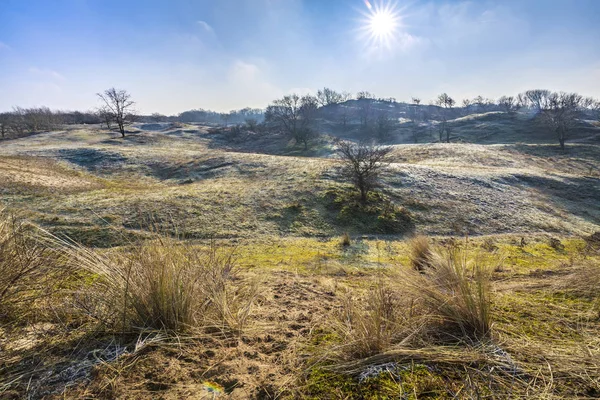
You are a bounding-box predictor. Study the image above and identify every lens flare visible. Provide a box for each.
[203,381,224,395]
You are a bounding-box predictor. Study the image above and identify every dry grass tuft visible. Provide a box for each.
[548,237,564,251]
[67,238,257,333]
[331,240,494,363]
[332,279,422,359]
[408,247,493,340]
[556,262,600,300]
[409,235,432,271]
[0,210,68,319]
[340,232,351,247]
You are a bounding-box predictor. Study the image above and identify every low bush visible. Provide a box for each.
[323,187,413,234]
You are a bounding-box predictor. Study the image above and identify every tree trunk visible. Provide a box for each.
[558,129,565,151]
[360,187,367,204]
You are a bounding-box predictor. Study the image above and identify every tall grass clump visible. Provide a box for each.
[331,240,493,361]
[333,279,420,359]
[409,235,432,271]
[0,210,67,319]
[340,232,351,247]
[69,238,256,333]
[409,247,492,340]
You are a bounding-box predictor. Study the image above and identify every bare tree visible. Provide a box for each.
[96,88,136,137]
[96,106,114,129]
[221,112,232,127]
[265,94,319,150]
[374,111,395,142]
[316,87,351,106]
[407,99,422,143]
[356,91,375,100]
[296,95,319,149]
[245,118,259,131]
[498,96,519,115]
[516,93,528,110]
[338,105,351,129]
[538,92,584,150]
[334,139,392,204]
[9,107,26,136]
[472,95,485,111]
[341,91,353,102]
[461,99,472,116]
[523,89,551,113]
[0,113,9,139]
[436,93,455,142]
[592,100,600,123]
[407,101,420,123]
[150,113,167,123]
[358,98,373,128]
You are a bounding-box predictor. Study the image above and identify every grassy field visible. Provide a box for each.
[1,115,599,398]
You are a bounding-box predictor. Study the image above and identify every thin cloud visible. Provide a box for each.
[28,67,66,81]
[0,41,10,50]
[197,20,214,34]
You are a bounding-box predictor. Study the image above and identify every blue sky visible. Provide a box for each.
[0,0,599,114]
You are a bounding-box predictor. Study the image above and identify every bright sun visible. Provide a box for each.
[359,1,403,50]
[369,9,398,39]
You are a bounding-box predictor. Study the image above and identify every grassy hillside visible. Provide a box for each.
[1,117,599,399]
[1,120,598,244]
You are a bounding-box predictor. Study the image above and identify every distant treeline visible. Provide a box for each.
[0,106,265,139]
[1,89,598,150]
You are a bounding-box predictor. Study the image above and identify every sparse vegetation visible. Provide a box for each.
[1,86,599,399]
[2,0,600,394]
